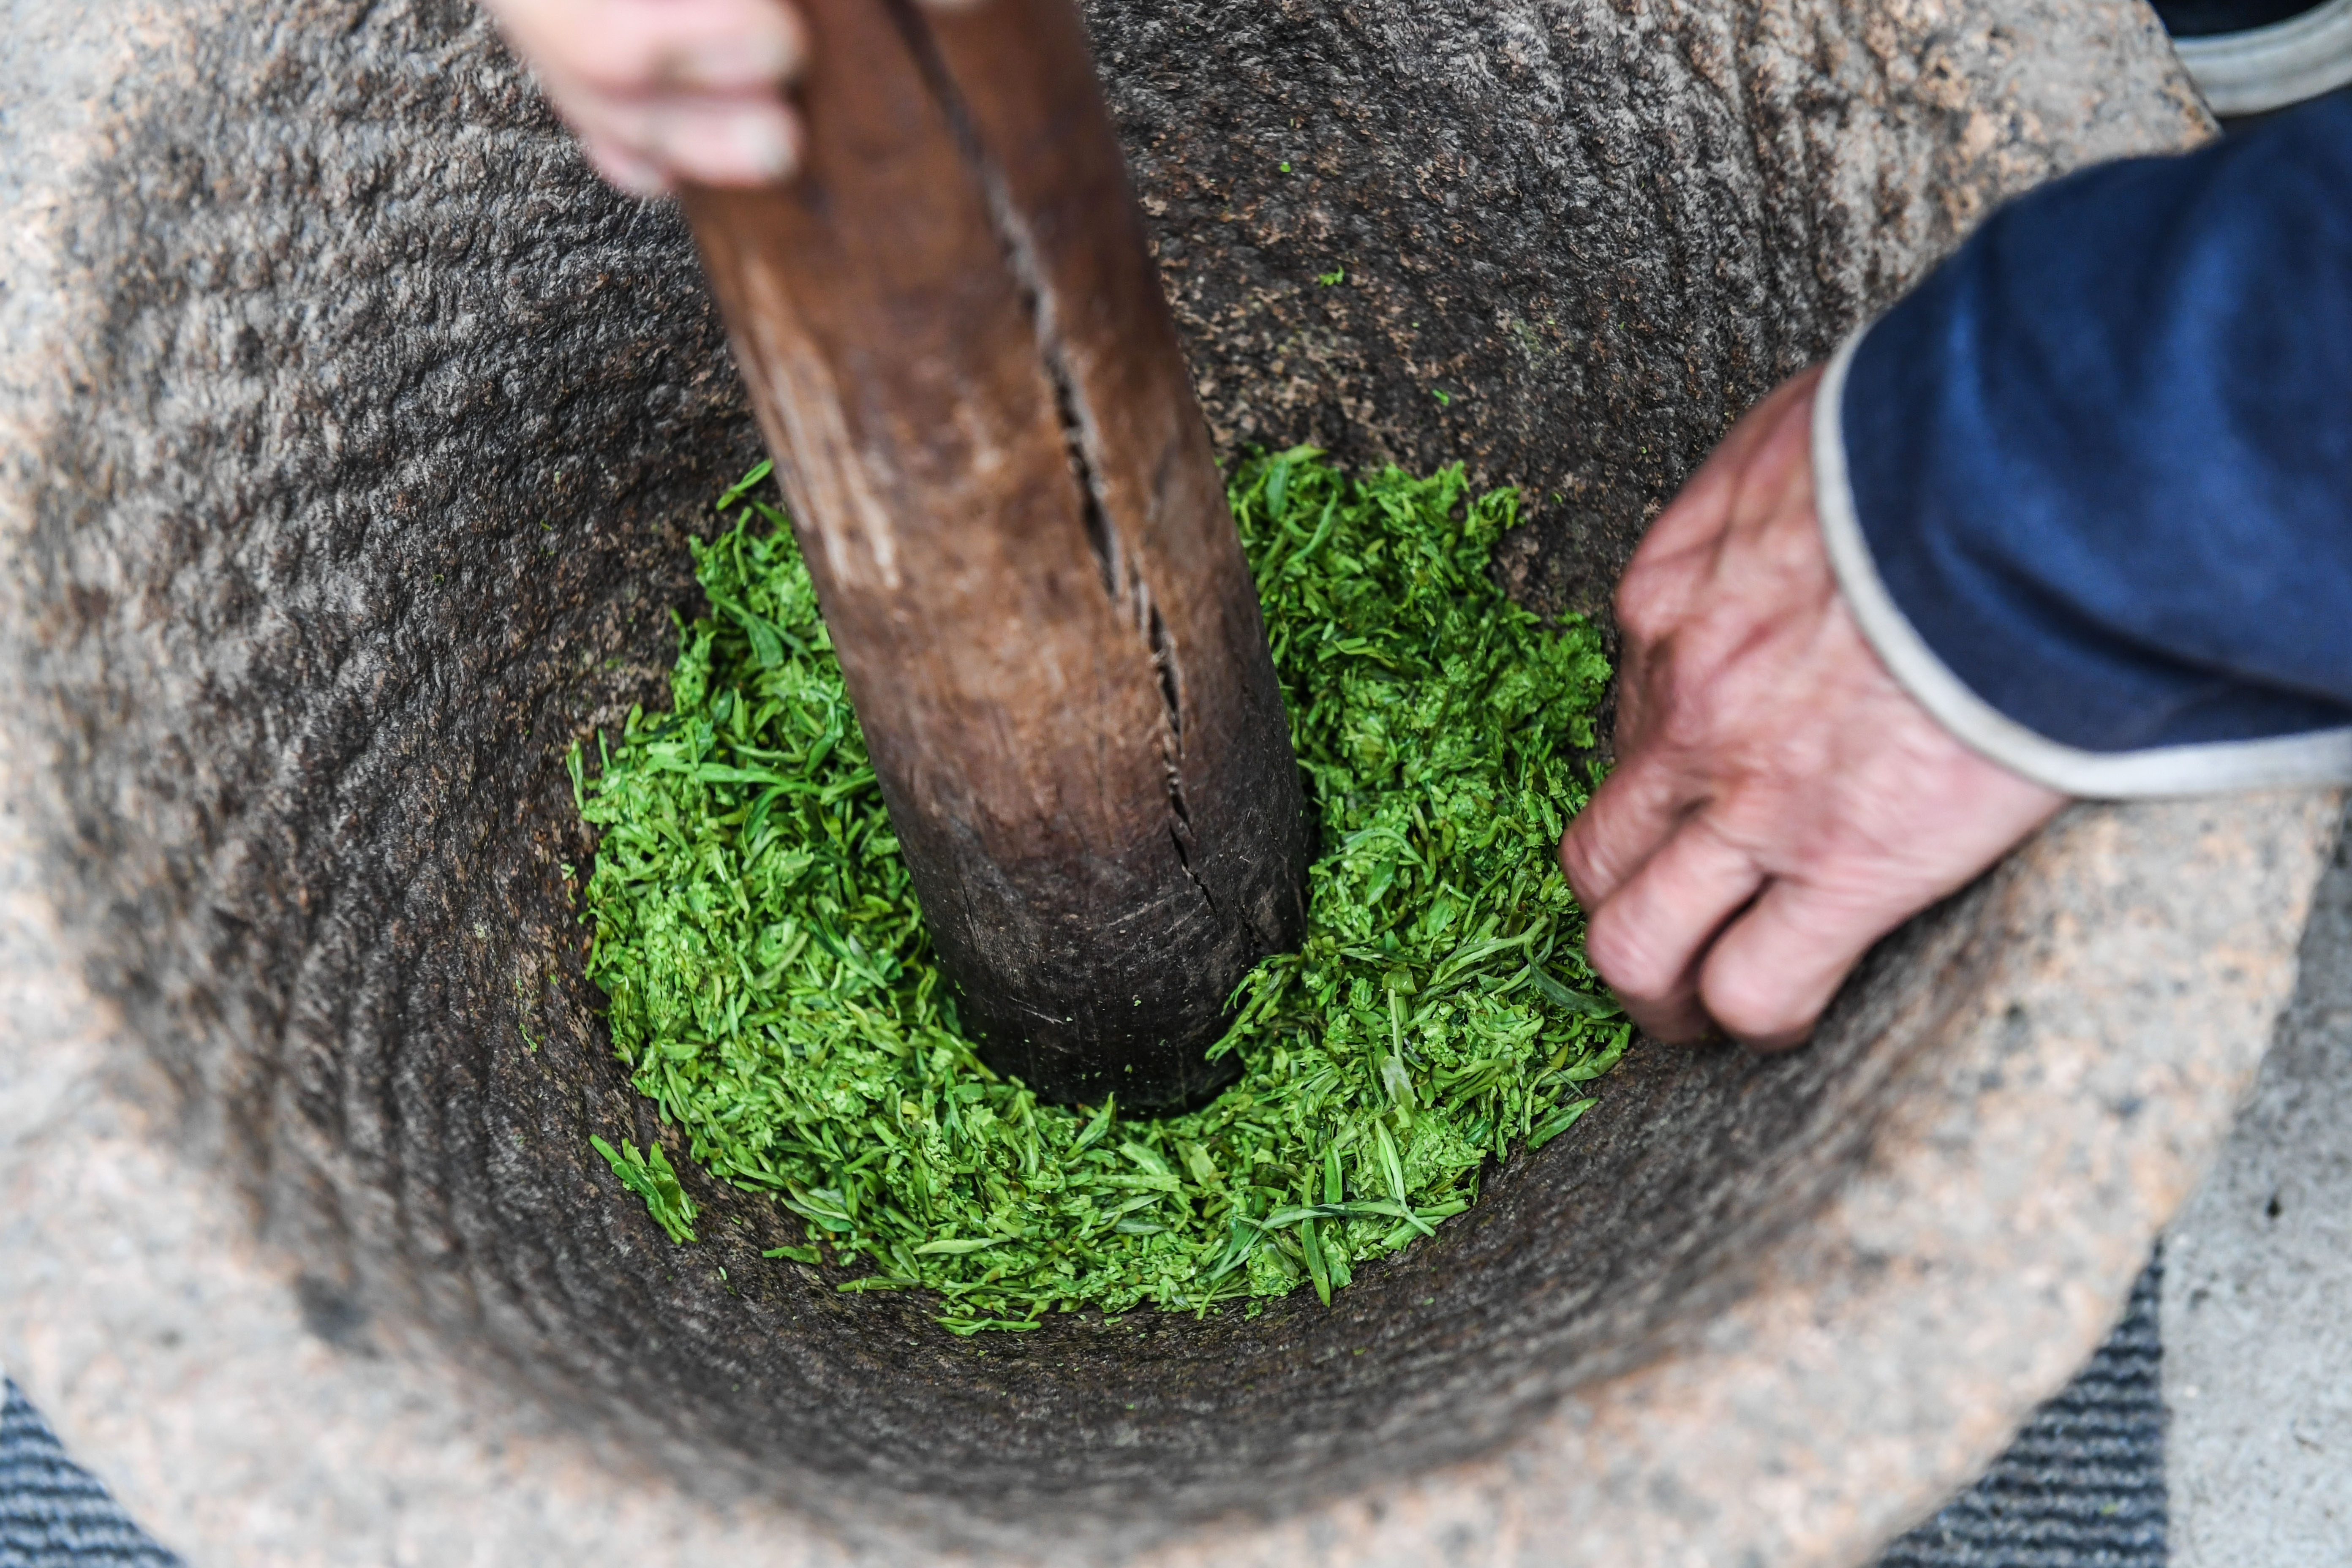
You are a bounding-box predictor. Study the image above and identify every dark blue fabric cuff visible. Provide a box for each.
[1823,89,2352,795]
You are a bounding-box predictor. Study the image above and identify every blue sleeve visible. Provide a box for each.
[1816,88,2352,796]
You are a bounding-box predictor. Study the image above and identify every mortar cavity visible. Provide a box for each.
[8,0,2110,1548]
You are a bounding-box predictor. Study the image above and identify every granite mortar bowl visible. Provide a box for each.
[0,0,2340,1563]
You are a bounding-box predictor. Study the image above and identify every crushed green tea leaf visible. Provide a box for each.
[591,1134,701,1244]
[573,449,1620,1331]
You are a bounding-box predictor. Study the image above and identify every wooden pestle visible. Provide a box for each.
[675,0,1309,1109]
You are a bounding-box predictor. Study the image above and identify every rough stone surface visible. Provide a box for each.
[0,0,2334,1564]
[1087,0,2215,624]
[2164,800,2352,1568]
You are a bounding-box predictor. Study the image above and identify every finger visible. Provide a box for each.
[646,96,803,185]
[568,92,804,185]
[1693,730,2067,1050]
[1558,749,1700,911]
[1620,367,1824,584]
[1614,369,1829,671]
[499,0,808,93]
[578,134,670,197]
[1582,819,1766,1044]
[1695,875,1902,1052]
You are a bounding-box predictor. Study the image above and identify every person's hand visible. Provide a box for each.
[482,0,810,195]
[1559,367,2068,1050]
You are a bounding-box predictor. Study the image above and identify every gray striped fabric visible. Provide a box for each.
[0,1255,2164,1567]
[0,1383,177,1568]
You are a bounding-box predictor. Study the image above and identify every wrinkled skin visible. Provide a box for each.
[1559,369,2067,1050]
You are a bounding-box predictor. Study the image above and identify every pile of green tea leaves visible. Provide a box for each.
[573,449,1621,1333]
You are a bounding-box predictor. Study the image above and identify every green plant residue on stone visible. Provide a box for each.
[572,449,1620,1332]
[591,1135,700,1244]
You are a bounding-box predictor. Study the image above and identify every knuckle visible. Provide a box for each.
[1701,966,1796,1046]
[1700,935,1837,1051]
[1614,570,1674,644]
[1557,822,1609,905]
[1647,672,1722,757]
[1582,905,1677,1004]
[1613,644,1727,767]
[1652,702,1705,755]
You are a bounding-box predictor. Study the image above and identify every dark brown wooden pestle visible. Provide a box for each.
[674,0,1309,1110]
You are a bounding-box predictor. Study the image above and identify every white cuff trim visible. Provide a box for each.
[1811,324,2352,799]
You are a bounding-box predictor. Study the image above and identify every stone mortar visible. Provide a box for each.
[0,0,2338,1563]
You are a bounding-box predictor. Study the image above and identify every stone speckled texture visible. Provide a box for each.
[0,0,2336,1563]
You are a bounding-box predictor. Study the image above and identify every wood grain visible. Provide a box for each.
[677,0,1309,1108]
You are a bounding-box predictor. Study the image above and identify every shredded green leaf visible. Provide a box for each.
[590,1134,701,1244]
[573,448,1620,1331]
